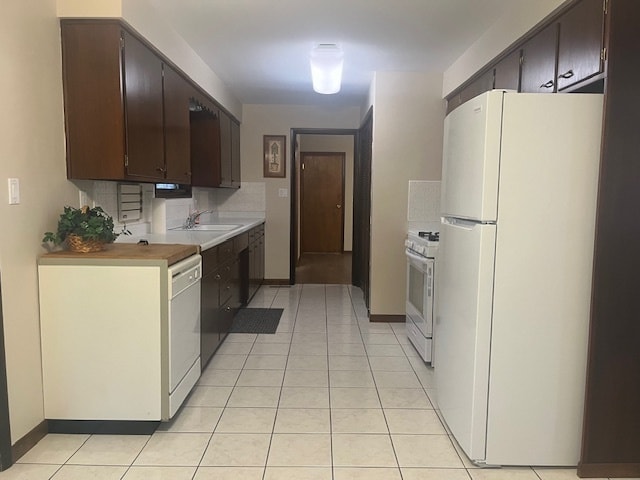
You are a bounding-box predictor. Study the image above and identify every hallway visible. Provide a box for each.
[295,253,352,285]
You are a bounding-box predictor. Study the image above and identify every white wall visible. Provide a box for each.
[241,105,361,280]
[299,135,354,251]
[443,0,568,96]
[0,0,79,443]
[369,71,445,315]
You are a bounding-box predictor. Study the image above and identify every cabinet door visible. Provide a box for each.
[520,23,558,93]
[219,111,232,187]
[200,270,221,368]
[163,65,191,184]
[123,30,165,180]
[231,120,241,188]
[556,0,605,90]
[190,108,222,187]
[494,49,521,91]
[61,22,126,180]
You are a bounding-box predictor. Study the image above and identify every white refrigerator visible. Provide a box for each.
[435,90,603,466]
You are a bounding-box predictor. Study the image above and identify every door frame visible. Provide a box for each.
[0,275,13,470]
[300,151,346,254]
[289,128,358,285]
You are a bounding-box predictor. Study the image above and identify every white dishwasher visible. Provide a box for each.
[167,255,202,418]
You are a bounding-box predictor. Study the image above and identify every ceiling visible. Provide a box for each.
[148,0,528,106]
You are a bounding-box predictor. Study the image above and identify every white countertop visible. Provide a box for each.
[116,217,265,251]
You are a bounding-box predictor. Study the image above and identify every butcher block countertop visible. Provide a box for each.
[38,243,199,266]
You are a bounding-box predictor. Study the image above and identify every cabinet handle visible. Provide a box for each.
[215,274,221,280]
[539,80,554,89]
[558,69,574,79]
[155,166,166,173]
[225,306,231,312]
[226,285,231,291]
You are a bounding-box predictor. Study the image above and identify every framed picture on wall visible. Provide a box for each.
[263,135,286,178]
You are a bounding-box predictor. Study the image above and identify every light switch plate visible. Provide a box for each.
[8,178,19,205]
[278,188,288,198]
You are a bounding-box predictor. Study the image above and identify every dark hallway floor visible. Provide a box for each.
[295,252,352,284]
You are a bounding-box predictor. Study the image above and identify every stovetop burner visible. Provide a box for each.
[418,231,440,242]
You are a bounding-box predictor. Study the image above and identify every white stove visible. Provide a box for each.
[405,230,439,363]
[405,230,440,259]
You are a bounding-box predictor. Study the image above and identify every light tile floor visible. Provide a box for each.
[2,284,637,479]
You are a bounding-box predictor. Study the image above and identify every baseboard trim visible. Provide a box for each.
[263,279,291,286]
[47,420,159,435]
[577,462,640,478]
[11,420,47,463]
[369,314,405,323]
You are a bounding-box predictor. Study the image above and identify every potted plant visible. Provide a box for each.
[43,205,120,253]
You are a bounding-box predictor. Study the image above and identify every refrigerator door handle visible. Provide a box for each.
[442,217,483,229]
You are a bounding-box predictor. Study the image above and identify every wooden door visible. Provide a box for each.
[301,153,345,253]
[123,30,165,180]
[556,0,605,91]
[163,64,191,183]
[520,22,559,93]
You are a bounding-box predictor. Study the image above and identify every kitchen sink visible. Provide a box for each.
[180,224,241,231]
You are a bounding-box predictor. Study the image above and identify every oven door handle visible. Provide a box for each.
[405,249,431,268]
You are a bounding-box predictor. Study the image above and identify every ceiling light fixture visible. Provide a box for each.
[310,44,344,95]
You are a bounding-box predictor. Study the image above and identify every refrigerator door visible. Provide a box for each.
[435,217,496,463]
[441,90,504,222]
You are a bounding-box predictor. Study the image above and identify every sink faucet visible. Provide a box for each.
[184,210,213,229]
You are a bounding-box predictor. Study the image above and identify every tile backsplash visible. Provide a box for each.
[78,180,267,235]
[408,180,441,231]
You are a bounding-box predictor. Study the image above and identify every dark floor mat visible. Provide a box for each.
[229,308,283,334]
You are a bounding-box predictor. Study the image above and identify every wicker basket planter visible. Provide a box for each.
[66,234,105,253]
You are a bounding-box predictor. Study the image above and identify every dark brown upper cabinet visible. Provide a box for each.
[163,65,192,184]
[62,21,167,182]
[494,49,521,91]
[520,22,559,93]
[61,22,128,180]
[219,111,233,188]
[446,69,494,114]
[121,30,165,180]
[556,0,606,90]
[230,120,241,189]
[61,22,195,183]
[190,104,222,187]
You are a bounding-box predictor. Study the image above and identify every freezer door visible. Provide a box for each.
[435,218,496,463]
[441,90,504,222]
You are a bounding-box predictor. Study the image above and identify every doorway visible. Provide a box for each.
[289,129,357,285]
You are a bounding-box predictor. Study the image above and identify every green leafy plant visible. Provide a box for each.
[42,206,119,245]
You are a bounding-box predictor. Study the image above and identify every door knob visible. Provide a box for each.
[336,204,342,209]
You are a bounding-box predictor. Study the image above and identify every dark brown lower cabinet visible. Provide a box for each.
[200,234,250,368]
[246,224,265,303]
